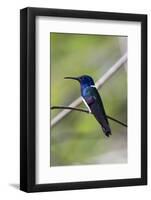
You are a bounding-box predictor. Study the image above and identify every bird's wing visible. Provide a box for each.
[84,96,96,105]
[86,87,111,136]
[88,87,106,115]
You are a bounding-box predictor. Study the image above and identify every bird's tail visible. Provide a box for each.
[93,115,112,137]
[102,126,112,137]
[95,115,111,137]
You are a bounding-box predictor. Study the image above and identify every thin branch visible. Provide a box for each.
[106,115,127,127]
[51,53,127,127]
[51,106,89,114]
[51,106,127,127]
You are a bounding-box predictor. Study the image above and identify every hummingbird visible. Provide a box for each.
[64,75,111,137]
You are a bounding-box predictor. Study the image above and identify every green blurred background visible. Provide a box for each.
[50,33,127,166]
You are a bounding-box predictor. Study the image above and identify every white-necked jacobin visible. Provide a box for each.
[64,75,111,137]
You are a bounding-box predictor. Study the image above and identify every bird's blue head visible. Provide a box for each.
[64,75,95,89]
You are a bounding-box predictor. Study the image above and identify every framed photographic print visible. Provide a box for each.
[20,7,147,192]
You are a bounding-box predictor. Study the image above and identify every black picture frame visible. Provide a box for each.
[20,7,147,192]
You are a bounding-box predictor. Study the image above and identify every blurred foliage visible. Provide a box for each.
[50,33,127,166]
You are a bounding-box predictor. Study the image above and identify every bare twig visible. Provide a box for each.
[51,106,89,114]
[51,53,127,127]
[106,115,127,127]
[51,106,127,127]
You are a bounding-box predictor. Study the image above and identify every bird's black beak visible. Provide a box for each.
[64,77,80,82]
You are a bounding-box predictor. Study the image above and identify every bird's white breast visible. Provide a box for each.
[81,97,91,113]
